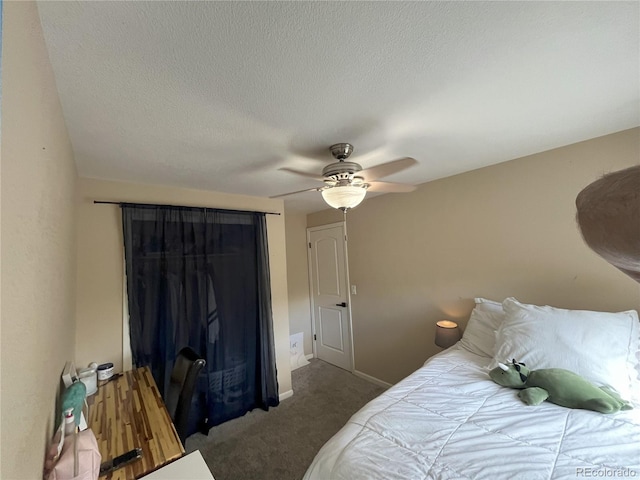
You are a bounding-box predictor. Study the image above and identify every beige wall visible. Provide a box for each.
[75,178,292,395]
[284,211,312,355]
[1,2,79,478]
[308,128,640,385]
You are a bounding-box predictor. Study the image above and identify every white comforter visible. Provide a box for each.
[303,347,640,480]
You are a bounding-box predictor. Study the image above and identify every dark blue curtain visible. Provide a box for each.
[121,205,279,435]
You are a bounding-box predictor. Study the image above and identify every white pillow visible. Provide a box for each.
[459,298,505,357]
[492,297,640,400]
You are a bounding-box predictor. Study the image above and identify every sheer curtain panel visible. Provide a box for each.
[122,205,279,436]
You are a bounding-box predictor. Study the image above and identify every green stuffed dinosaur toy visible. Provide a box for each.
[489,359,632,414]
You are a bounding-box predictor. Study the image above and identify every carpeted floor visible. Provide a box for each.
[185,359,386,480]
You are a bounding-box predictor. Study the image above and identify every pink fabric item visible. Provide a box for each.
[47,429,101,480]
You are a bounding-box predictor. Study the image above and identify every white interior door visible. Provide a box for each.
[308,223,353,371]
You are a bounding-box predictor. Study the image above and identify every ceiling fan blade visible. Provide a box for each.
[358,157,417,182]
[366,181,417,193]
[269,187,322,198]
[279,167,326,182]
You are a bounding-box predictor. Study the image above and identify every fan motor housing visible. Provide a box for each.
[322,161,362,179]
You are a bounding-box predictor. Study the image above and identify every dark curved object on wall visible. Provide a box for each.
[576,165,640,284]
[166,347,206,444]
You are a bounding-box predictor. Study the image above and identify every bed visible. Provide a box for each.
[303,298,640,480]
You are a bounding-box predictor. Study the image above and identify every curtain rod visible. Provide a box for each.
[93,200,281,216]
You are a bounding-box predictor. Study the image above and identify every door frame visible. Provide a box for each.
[306,221,355,372]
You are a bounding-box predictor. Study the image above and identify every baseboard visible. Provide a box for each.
[279,389,294,401]
[353,369,393,389]
[305,354,314,361]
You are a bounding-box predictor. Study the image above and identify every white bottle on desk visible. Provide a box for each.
[63,408,75,436]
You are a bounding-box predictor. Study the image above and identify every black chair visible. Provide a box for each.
[165,347,206,445]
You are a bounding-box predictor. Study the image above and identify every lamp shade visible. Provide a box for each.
[435,320,461,348]
[321,185,367,210]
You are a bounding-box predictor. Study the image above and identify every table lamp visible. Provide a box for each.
[435,320,461,348]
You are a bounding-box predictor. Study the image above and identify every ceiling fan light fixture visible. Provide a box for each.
[321,185,367,211]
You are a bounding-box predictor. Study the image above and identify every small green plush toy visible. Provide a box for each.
[489,359,632,414]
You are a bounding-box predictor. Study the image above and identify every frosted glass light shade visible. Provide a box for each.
[435,320,461,348]
[321,185,367,210]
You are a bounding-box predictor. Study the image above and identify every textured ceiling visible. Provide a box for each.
[37,1,639,213]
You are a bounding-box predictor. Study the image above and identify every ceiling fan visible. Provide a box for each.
[271,143,418,211]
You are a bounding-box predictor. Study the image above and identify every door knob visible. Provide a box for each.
[336,302,347,307]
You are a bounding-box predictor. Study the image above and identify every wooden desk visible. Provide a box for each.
[87,367,185,479]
